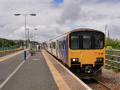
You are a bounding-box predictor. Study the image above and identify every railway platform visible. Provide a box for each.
[0,50,92,90]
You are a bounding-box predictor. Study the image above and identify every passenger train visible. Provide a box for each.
[44,28,105,74]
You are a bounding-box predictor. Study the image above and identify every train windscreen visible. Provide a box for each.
[70,31,104,49]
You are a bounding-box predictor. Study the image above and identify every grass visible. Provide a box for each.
[105,65,111,70]
[105,65,119,72]
[113,68,119,73]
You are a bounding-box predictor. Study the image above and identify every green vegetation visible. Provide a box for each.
[0,38,24,47]
[17,40,24,47]
[0,38,24,51]
[106,38,120,49]
[105,38,120,72]
[113,68,119,73]
[110,56,113,60]
[105,65,111,70]
[0,38,15,47]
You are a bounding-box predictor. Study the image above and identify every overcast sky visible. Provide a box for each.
[0,0,120,42]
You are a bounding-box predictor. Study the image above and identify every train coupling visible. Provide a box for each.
[85,66,93,74]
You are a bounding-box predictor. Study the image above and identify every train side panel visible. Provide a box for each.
[47,42,51,53]
[57,35,68,65]
[65,36,69,65]
[46,34,69,65]
[52,39,57,56]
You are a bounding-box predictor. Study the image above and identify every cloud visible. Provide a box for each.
[0,0,120,42]
[57,0,85,25]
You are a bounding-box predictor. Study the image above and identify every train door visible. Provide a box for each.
[50,43,52,53]
[56,40,59,57]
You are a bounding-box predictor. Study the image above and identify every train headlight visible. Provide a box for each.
[71,58,79,62]
[97,58,103,62]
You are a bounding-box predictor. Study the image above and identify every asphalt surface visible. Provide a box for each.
[1,52,58,90]
[0,53,24,85]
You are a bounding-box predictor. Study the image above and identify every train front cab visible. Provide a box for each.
[68,30,105,74]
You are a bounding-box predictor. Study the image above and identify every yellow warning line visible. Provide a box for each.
[42,50,71,90]
[0,50,24,62]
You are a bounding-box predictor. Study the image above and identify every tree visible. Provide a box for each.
[106,38,120,49]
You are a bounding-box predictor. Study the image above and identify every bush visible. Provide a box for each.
[113,68,119,73]
[105,65,111,69]
[106,38,120,49]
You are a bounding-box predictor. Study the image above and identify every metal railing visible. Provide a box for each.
[105,49,120,72]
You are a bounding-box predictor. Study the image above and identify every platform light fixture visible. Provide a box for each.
[14,13,37,60]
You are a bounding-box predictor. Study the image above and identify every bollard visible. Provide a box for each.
[31,49,33,56]
[24,50,26,60]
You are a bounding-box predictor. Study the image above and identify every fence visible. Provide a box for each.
[0,46,20,51]
[105,49,120,72]
[0,46,22,57]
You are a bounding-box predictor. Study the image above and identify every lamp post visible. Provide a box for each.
[105,24,108,38]
[34,28,39,51]
[34,28,38,42]
[26,28,31,51]
[14,13,36,60]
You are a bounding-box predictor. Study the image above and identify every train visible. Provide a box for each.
[44,28,105,75]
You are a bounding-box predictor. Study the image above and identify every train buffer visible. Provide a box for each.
[0,50,92,90]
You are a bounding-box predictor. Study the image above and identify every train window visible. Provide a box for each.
[53,42,55,49]
[94,33,104,49]
[83,35,91,49]
[70,36,79,49]
[52,42,56,49]
[59,41,62,50]
[70,31,104,50]
[50,43,52,48]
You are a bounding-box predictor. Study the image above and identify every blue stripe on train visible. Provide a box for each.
[65,36,68,65]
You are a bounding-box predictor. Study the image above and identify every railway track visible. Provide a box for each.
[94,76,120,90]
[91,78,112,90]
[80,78,112,90]
[71,70,112,90]
[71,69,118,90]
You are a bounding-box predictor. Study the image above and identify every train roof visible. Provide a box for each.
[47,28,105,42]
[69,28,104,35]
